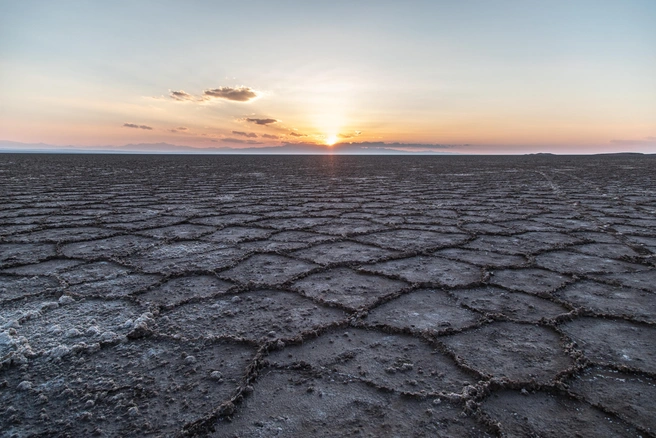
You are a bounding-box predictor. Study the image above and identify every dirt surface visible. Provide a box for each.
[0,153,655,437]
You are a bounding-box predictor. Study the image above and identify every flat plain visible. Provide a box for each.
[1,153,655,437]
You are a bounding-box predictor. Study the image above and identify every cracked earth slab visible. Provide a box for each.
[0,338,255,437]
[156,290,347,342]
[568,367,656,433]
[365,288,481,333]
[290,267,408,311]
[266,327,476,394]
[441,322,574,383]
[453,286,570,322]
[560,317,656,373]
[212,369,490,437]
[481,390,641,437]
[361,256,482,288]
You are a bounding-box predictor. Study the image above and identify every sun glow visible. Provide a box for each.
[325,134,338,146]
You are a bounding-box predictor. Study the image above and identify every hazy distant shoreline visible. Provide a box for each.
[0,141,650,156]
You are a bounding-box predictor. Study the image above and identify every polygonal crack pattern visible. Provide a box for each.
[1,154,655,436]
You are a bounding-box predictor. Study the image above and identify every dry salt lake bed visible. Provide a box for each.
[1,153,655,437]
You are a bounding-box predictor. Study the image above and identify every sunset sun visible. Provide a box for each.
[325,135,338,146]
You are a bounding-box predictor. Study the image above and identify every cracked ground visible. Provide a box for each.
[1,153,655,437]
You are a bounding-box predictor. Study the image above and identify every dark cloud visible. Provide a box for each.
[203,86,259,102]
[245,118,278,126]
[262,134,279,139]
[123,123,153,130]
[177,127,188,131]
[289,132,306,137]
[232,131,258,138]
[170,90,195,101]
[221,138,263,145]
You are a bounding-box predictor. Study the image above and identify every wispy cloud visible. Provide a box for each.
[245,117,278,126]
[203,86,259,102]
[232,131,258,138]
[338,131,362,139]
[262,134,279,139]
[169,90,195,101]
[123,123,153,130]
[177,127,188,131]
[289,132,306,137]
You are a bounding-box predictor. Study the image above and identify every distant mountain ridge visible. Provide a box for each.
[0,140,462,155]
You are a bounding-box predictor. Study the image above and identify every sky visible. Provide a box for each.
[1,0,655,154]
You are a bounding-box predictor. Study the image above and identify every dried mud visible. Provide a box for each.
[1,153,655,437]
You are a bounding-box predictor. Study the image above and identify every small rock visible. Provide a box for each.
[184,355,197,364]
[210,371,223,380]
[17,381,32,391]
[127,406,139,417]
[231,296,242,303]
[521,388,529,396]
[49,345,70,359]
[41,302,59,311]
[58,295,75,305]
[66,328,83,338]
[99,332,118,343]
